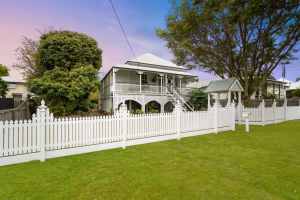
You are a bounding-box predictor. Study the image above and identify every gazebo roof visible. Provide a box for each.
[205,78,243,93]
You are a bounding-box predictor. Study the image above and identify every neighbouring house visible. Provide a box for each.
[286,79,300,98]
[185,79,210,90]
[250,79,287,100]
[288,80,300,90]
[2,76,28,101]
[194,76,288,101]
[100,53,198,113]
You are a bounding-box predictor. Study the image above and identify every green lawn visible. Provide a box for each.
[1,121,300,200]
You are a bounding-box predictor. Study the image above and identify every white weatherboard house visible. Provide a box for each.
[100,53,198,113]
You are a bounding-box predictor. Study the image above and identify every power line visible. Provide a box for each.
[108,0,136,57]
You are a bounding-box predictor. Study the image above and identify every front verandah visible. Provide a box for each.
[112,68,194,96]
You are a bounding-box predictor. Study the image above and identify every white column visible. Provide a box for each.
[112,68,117,93]
[159,74,164,94]
[165,75,168,93]
[112,69,118,112]
[178,76,182,94]
[137,71,143,93]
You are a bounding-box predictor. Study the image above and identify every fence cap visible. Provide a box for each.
[38,99,48,110]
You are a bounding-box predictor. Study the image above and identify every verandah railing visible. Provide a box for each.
[114,83,194,96]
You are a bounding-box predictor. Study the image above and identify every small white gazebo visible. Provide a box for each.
[205,78,244,108]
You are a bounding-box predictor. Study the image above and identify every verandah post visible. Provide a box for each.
[174,100,182,140]
[37,100,48,162]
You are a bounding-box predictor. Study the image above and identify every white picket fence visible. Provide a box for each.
[236,99,300,125]
[0,101,235,166]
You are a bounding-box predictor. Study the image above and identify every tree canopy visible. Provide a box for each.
[37,31,102,72]
[22,30,102,116]
[157,0,300,99]
[0,64,8,97]
[0,64,9,77]
[29,66,99,116]
[189,89,208,110]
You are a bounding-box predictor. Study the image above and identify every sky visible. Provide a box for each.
[0,0,299,81]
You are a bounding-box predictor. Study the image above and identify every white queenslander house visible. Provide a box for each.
[100,53,198,113]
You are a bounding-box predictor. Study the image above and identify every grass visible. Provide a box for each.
[1,121,300,200]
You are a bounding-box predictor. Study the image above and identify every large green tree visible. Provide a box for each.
[157,0,300,99]
[29,66,99,116]
[0,64,8,97]
[189,89,208,110]
[37,31,102,72]
[25,31,102,115]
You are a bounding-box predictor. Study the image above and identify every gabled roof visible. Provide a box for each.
[100,53,197,81]
[205,78,243,93]
[126,53,184,69]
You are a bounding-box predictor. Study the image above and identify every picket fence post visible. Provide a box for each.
[118,103,129,149]
[231,103,236,131]
[0,121,3,157]
[174,101,182,140]
[261,99,265,126]
[213,98,219,134]
[272,99,276,123]
[237,100,243,124]
[37,100,48,162]
[283,98,287,121]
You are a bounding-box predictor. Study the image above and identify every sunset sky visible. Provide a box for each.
[0,0,299,81]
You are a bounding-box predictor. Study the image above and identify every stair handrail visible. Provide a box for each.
[172,88,194,111]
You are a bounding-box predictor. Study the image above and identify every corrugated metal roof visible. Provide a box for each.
[186,80,210,88]
[205,78,243,93]
[126,53,184,69]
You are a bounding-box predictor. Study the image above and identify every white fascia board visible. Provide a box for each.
[113,64,196,77]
